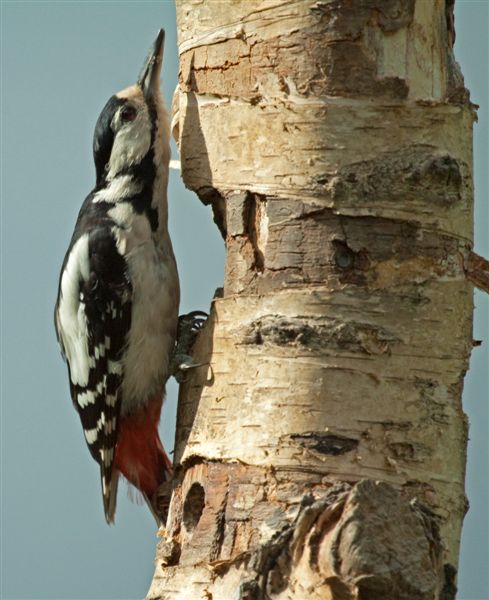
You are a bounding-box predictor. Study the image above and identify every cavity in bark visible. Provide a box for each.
[333,239,355,270]
[183,482,205,531]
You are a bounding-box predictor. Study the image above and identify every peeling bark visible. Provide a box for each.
[465,251,489,294]
[148,1,476,598]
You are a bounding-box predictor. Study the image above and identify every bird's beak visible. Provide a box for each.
[137,29,164,101]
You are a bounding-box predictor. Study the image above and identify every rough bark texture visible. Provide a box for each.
[148,1,475,598]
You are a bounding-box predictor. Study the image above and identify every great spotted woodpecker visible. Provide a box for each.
[55,30,179,523]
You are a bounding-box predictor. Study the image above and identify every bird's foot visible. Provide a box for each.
[171,310,208,383]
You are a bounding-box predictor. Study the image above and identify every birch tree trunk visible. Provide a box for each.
[148,1,476,598]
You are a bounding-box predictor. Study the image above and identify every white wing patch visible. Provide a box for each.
[57,234,90,386]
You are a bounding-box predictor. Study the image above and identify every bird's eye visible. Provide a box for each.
[120,106,137,122]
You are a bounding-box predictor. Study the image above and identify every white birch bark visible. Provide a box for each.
[148,1,476,598]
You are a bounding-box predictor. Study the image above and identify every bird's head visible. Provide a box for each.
[92,29,169,187]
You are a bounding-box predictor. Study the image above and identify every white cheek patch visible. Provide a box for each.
[107,105,152,180]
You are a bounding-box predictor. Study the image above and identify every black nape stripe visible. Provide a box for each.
[118,149,159,231]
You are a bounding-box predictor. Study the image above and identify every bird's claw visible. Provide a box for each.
[172,355,208,383]
[171,310,208,382]
[178,310,207,335]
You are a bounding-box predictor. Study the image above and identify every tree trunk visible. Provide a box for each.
[148,1,475,598]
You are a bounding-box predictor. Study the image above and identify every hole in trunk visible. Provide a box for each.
[183,482,205,531]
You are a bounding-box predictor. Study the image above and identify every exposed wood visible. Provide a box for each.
[149,1,476,598]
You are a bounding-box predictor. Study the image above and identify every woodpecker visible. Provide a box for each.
[55,30,179,523]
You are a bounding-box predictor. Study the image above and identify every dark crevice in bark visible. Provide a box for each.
[243,193,266,273]
[288,432,359,456]
[440,563,457,600]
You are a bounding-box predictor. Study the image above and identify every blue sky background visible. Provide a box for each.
[1,1,487,599]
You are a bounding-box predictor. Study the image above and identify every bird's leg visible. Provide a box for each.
[170,310,208,383]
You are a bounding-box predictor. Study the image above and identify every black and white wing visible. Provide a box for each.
[55,226,132,522]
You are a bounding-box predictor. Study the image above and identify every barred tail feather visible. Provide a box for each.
[102,466,119,524]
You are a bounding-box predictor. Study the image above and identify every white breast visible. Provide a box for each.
[110,205,179,416]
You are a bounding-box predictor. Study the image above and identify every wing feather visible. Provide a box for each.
[57,226,131,523]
